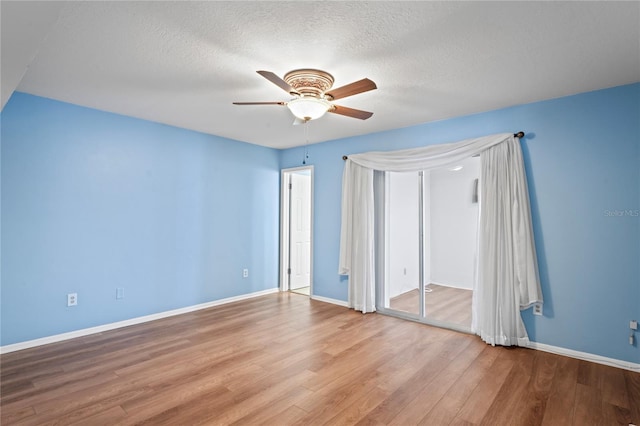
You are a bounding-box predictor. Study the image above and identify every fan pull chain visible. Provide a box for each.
[302,120,310,165]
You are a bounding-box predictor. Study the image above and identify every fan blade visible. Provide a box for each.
[233,101,286,105]
[325,78,376,101]
[257,71,298,95]
[329,105,374,120]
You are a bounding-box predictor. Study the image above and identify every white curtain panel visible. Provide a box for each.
[339,162,375,312]
[338,133,542,346]
[473,138,542,346]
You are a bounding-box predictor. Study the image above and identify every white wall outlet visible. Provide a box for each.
[533,303,542,316]
[242,268,249,278]
[67,293,78,307]
[631,320,638,330]
[116,287,124,299]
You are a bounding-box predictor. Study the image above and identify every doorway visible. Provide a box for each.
[280,166,313,296]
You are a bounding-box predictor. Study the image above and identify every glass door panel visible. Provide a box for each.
[375,162,477,333]
[382,171,422,317]
[423,159,479,329]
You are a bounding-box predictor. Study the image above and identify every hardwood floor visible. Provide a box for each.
[390,284,472,328]
[1,292,638,425]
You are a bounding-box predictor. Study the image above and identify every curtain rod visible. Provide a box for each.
[342,131,525,160]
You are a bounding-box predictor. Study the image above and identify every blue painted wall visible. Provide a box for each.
[1,93,280,345]
[281,83,640,364]
[2,84,638,365]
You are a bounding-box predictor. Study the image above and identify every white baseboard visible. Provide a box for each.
[527,341,640,372]
[310,294,349,308]
[0,288,279,354]
[4,289,637,373]
[427,281,473,291]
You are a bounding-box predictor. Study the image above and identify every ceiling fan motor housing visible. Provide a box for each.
[284,69,334,98]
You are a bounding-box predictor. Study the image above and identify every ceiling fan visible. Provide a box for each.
[233,69,377,122]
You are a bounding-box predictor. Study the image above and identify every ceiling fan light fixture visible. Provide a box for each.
[287,97,331,121]
[234,69,375,121]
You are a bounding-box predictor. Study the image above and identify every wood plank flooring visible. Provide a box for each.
[390,284,473,328]
[1,292,638,425]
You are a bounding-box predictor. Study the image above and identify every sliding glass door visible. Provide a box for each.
[376,158,479,332]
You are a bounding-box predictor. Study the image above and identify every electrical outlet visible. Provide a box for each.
[533,303,542,316]
[631,320,638,330]
[116,287,124,299]
[242,268,249,278]
[67,293,78,307]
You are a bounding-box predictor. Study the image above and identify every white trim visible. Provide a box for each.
[279,166,314,294]
[427,281,474,291]
[310,295,349,308]
[279,169,291,291]
[0,288,278,354]
[527,341,640,372]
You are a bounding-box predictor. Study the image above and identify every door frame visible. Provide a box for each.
[279,166,314,293]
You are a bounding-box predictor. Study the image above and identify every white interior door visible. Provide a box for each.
[289,172,311,290]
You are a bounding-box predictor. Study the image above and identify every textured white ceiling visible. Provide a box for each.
[2,1,639,149]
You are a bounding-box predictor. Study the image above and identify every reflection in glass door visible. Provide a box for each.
[381,170,422,318]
